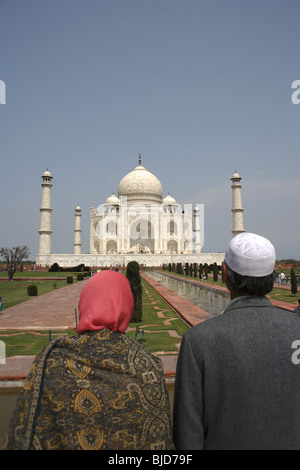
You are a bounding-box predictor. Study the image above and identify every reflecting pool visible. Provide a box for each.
[145,271,230,316]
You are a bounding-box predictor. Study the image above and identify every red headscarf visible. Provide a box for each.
[76,270,134,334]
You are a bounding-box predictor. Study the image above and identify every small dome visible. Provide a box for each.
[231,171,241,179]
[42,169,52,177]
[163,194,176,205]
[75,205,81,211]
[106,193,120,206]
[118,162,163,204]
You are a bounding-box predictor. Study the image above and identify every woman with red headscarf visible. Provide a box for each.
[4,271,174,450]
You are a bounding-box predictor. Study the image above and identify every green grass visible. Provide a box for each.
[126,278,189,353]
[0,330,76,357]
[266,286,299,304]
[0,271,77,278]
[0,279,77,310]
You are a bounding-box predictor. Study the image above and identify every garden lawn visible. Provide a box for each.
[0,330,76,357]
[0,279,76,310]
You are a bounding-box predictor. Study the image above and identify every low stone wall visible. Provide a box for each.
[36,252,225,268]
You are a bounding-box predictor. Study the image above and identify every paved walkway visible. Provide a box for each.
[0,273,298,383]
[0,281,85,331]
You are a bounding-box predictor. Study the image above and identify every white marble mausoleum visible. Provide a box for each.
[36,156,244,267]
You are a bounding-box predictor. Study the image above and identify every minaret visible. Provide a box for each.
[73,205,82,254]
[193,206,201,253]
[38,169,53,255]
[231,171,245,237]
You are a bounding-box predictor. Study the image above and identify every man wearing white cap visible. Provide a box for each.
[173,232,300,450]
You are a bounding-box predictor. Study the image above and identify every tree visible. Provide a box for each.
[0,246,30,281]
[185,262,189,276]
[199,263,203,279]
[213,263,218,282]
[291,268,298,296]
[193,263,197,278]
[204,263,208,279]
[126,261,142,323]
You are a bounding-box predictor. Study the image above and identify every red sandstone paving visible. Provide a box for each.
[0,281,87,331]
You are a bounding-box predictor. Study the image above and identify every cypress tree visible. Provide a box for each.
[199,263,203,279]
[126,261,142,323]
[185,262,189,276]
[193,263,197,278]
[204,263,208,279]
[213,262,218,282]
[291,268,298,296]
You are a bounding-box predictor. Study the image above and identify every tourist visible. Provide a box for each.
[294,299,300,315]
[3,270,173,450]
[173,232,300,450]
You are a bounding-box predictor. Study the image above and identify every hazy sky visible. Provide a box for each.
[1,0,299,261]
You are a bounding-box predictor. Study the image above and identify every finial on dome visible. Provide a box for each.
[139,153,141,165]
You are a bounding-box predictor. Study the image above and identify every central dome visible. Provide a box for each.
[118,160,163,204]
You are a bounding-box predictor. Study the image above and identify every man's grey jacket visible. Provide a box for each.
[173,296,300,450]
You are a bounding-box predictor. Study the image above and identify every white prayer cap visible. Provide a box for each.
[225,232,276,277]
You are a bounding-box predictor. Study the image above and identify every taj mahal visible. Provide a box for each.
[36,155,245,268]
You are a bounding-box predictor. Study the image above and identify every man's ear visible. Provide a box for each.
[223,263,228,282]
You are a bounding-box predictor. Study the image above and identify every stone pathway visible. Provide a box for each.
[0,281,85,331]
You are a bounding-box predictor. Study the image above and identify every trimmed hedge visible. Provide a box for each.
[27,285,38,296]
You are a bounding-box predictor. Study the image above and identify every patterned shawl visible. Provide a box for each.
[3,330,174,450]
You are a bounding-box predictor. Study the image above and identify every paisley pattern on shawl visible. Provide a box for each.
[3,330,174,450]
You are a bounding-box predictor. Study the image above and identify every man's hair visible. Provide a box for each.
[225,263,276,296]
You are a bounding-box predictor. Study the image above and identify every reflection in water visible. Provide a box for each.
[145,271,230,316]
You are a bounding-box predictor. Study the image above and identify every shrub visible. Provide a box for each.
[67,276,73,284]
[77,273,84,281]
[49,263,63,272]
[213,263,218,282]
[185,263,189,276]
[199,263,203,279]
[126,261,142,323]
[27,285,38,296]
[291,268,298,296]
